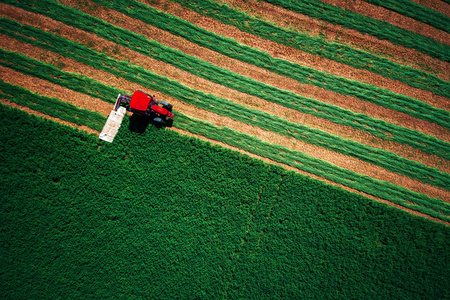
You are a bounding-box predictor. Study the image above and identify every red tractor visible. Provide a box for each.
[114,90,174,125]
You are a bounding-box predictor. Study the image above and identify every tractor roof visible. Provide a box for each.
[130,90,153,112]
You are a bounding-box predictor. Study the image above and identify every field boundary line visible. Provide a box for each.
[3,98,448,225]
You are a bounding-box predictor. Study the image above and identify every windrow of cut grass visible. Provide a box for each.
[7,0,450,129]
[259,0,450,61]
[165,0,450,96]
[362,0,450,33]
[2,46,450,195]
[0,80,106,131]
[2,17,449,164]
[2,80,449,223]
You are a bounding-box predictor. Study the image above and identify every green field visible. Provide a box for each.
[0,0,449,297]
[1,105,449,298]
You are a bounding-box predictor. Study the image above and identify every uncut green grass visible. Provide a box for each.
[228,173,450,299]
[3,45,450,192]
[1,104,448,299]
[6,0,450,128]
[3,17,448,162]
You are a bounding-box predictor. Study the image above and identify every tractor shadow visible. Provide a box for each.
[128,114,173,134]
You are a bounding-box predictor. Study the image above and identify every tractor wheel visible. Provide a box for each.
[160,101,173,111]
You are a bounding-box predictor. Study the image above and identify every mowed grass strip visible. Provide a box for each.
[0,80,106,131]
[2,17,449,165]
[260,0,450,60]
[167,0,450,96]
[362,0,450,33]
[2,47,450,200]
[0,50,123,103]
[6,0,450,130]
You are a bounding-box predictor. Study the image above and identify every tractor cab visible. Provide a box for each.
[115,90,174,121]
[129,90,156,114]
[129,90,174,118]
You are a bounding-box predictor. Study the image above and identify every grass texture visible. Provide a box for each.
[363,0,450,33]
[1,104,449,298]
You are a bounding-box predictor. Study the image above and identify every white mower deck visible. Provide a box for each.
[99,106,127,143]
